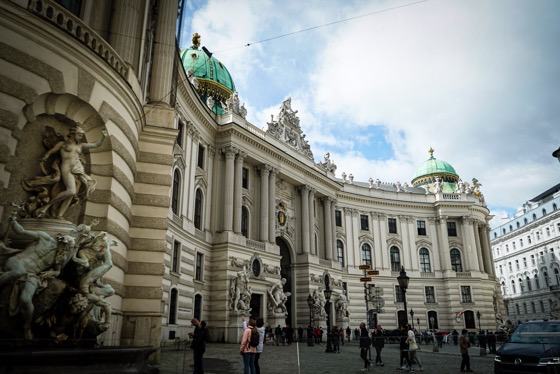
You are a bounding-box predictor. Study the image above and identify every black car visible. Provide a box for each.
[495,320,560,373]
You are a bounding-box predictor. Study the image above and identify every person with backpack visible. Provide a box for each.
[359,322,372,371]
[240,318,258,374]
[254,317,266,374]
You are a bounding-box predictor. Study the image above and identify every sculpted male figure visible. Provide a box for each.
[0,217,78,339]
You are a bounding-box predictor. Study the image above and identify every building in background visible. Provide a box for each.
[0,0,501,357]
[491,184,560,324]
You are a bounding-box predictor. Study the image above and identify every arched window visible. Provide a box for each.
[241,206,249,237]
[419,248,431,272]
[390,246,401,272]
[526,276,532,291]
[544,272,550,287]
[194,189,203,229]
[555,268,560,285]
[543,208,547,216]
[337,240,345,267]
[450,249,463,272]
[511,280,516,293]
[501,281,507,295]
[524,218,528,224]
[533,213,537,221]
[553,203,558,211]
[535,274,540,289]
[509,225,513,232]
[519,278,524,291]
[516,222,520,228]
[502,228,506,235]
[169,288,178,324]
[171,169,180,215]
[361,243,372,266]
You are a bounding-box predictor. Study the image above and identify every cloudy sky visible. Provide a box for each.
[180,0,560,227]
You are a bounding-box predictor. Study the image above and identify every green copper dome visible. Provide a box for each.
[180,33,235,112]
[411,148,459,193]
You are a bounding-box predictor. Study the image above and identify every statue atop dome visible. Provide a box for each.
[191,33,201,50]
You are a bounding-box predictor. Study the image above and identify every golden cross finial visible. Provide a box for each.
[428,147,434,158]
[192,33,201,49]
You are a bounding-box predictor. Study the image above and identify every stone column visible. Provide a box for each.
[323,197,333,260]
[428,218,442,271]
[473,221,484,273]
[258,165,271,242]
[308,188,316,254]
[375,214,387,270]
[399,216,413,271]
[186,127,198,221]
[330,200,336,260]
[222,146,237,232]
[437,216,452,271]
[233,151,246,234]
[480,224,495,276]
[298,185,310,254]
[109,0,142,69]
[268,168,278,243]
[462,216,479,271]
[148,0,178,105]
[205,146,215,231]
[371,213,383,268]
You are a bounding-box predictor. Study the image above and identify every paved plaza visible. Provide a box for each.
[158,339,496,374]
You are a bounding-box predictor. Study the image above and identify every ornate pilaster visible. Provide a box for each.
[233,151,247,234]
[297,185,311,254]
[257,165,272,242]
[222,146,238,231]
[322,196,334,260]
[308,188,316,254]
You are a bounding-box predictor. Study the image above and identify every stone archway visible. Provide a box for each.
[276,237,294,327]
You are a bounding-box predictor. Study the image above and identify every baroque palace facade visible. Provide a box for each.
[0,0,502,354]
[491,183,560,324]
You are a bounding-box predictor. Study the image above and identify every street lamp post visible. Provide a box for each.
[430,316,438,352]
[476,310,481,331]
[410,309,415,331]
[397,266,410,328]
[324,287,333,353]
[307,294,315,346]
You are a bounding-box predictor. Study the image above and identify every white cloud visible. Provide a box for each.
[187,0,560,212]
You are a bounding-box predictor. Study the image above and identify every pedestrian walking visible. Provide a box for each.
[399,325,411,371]
[240,319,257,374]
[407,325,423,371]
[255,318,265,374]
[331,326,340,353]
[359,322,372,371]
[189,318,208,374]
[339,327,345,346]
[487,331,497,353]
[346,326,351,341]
[298,326,303,343]
[460,329,473,372]
[275,325,282,346]
[372,324,385,366]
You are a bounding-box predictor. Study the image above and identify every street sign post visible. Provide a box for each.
[367,270,379,275]
[358,265,371,270]
[360,277,372,282]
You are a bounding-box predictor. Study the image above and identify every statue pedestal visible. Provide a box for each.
[336,316,349,329]
[0,346,157,374]
[267,314,287,330]
[229,313,250,344]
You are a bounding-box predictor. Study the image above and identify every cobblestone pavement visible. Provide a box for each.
[158,339,496,374]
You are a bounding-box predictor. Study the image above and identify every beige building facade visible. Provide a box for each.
[0,0,502,352]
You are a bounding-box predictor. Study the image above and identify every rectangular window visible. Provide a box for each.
[520,239,523,247]
[197,144,205,169]
[388,218,398,234]
[499,265,503,274]
[460,286,472,303]
[508,262,512,271]
[395,285,404,302]
[513,242,516,250]
[506,244,509,252]
[425,286,436,303]
[531,255,536,265]
[528,235,532,244]
[360,214,369,231]
[515,260,519,270]
[335,210,342,227]
[242,167,249,189]
[523,257,527,268]
[447,221,457,237]
[172,241,180,273]
[195,252,203,281]
[417,220,426,236]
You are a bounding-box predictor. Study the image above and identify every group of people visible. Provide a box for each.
[240,317,266,374]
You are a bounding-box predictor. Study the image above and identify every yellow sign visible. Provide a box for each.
[360,277,372,282]
[368,270,379,275]
[358,265,371,270]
